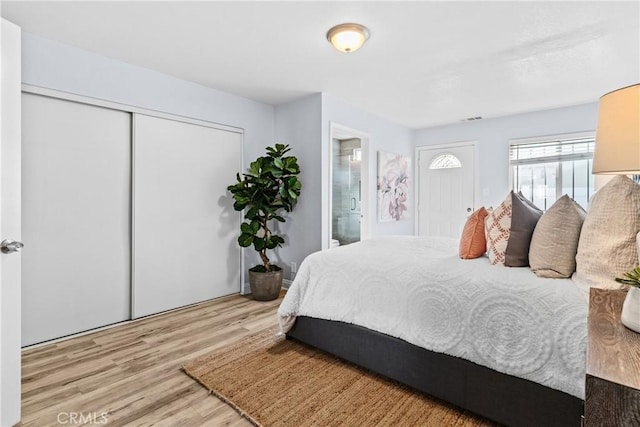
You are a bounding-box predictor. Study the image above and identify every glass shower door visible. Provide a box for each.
[332,138,361,247]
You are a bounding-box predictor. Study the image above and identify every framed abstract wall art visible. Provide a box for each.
[377,151,410,222]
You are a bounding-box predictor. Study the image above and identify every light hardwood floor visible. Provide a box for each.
[19,292,284,427]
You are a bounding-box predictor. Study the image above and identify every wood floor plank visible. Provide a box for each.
[19,292,279,427]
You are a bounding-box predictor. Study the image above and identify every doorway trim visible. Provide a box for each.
[414,141,479,236]
[327,122,371,250]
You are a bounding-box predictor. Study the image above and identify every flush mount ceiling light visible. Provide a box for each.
[327,23,370,53]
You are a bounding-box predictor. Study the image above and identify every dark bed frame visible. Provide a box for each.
[287,316,583,427]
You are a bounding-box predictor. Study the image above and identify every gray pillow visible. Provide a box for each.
[505,192,543,267]
[529,195,586,278]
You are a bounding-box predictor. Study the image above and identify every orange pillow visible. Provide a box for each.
[459,207,489,259]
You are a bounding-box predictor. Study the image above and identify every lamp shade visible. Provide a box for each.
[592,83,640,174]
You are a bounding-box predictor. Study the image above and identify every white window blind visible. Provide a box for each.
[510,134,595,210]
[509,137,595,165]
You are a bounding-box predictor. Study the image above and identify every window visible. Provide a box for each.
[429,153,462,170]
[510,133,595,210]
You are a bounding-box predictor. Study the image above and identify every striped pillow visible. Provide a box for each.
[459,207,489,259]
[485,193,513,265]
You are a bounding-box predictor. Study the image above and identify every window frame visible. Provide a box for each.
[429,153,462,170]
[508,131,595,210]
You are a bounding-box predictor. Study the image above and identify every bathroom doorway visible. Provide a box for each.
[328,123,370,249]
[332,138,362,246]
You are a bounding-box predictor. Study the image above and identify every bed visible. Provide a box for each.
[278,236,587,427]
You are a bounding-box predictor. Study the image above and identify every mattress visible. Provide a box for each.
[278,236,588,399]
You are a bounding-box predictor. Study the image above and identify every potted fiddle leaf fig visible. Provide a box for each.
[227,143,302,301]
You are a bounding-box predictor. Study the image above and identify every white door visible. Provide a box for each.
[0,18,22,426]
[132,114,242,318]
[417,144,475,238]
[21,94,132,346]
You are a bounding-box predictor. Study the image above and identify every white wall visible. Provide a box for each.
[321,93,414,243]
[273,94,322,281]
[413,102,599,208]
[21,33,274,142]
[21,33,275,293]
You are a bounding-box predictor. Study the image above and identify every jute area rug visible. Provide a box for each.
[183,330,495,427]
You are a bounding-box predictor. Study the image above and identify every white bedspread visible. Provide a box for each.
[278,236,587,399]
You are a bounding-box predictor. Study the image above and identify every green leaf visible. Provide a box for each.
[238,233,254,247]
[284,157,299,173]
[253,238,266,251]
[288,177,302,190]
[266,146,277,155]
[249,160,261,175]
[273,215,285,222]
[616,266,640,287]
[251,220,260,233]
[245,206,259,219]
[234,195,249,204]
[288,189,298,200]
[240,222,253,234]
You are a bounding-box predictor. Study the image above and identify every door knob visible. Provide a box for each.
[466,207,472,212]
[1,239,23,254]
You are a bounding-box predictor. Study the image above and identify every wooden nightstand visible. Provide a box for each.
[585,288,640,426]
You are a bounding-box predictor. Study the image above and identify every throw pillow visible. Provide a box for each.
[485,193,513,265]
[505,192,543,267]
[459,207,489,259]
[529,195,586,278]
[576,175,640,290]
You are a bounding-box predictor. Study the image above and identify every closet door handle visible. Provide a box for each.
[1,239,23,254]
[351,198,356,210]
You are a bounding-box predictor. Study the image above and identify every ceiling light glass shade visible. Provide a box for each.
[327,23,370,53]
[593,83,640,174]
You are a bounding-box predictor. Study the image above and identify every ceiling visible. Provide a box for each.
[2,1,639,129]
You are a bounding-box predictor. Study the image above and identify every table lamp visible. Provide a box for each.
[593,83,640,332]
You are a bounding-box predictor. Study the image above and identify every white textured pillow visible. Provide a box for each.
[575,175,640,290]
[485,193,513,265]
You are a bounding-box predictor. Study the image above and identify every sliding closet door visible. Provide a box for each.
[22,93,131,346]
[133,114,241,318]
